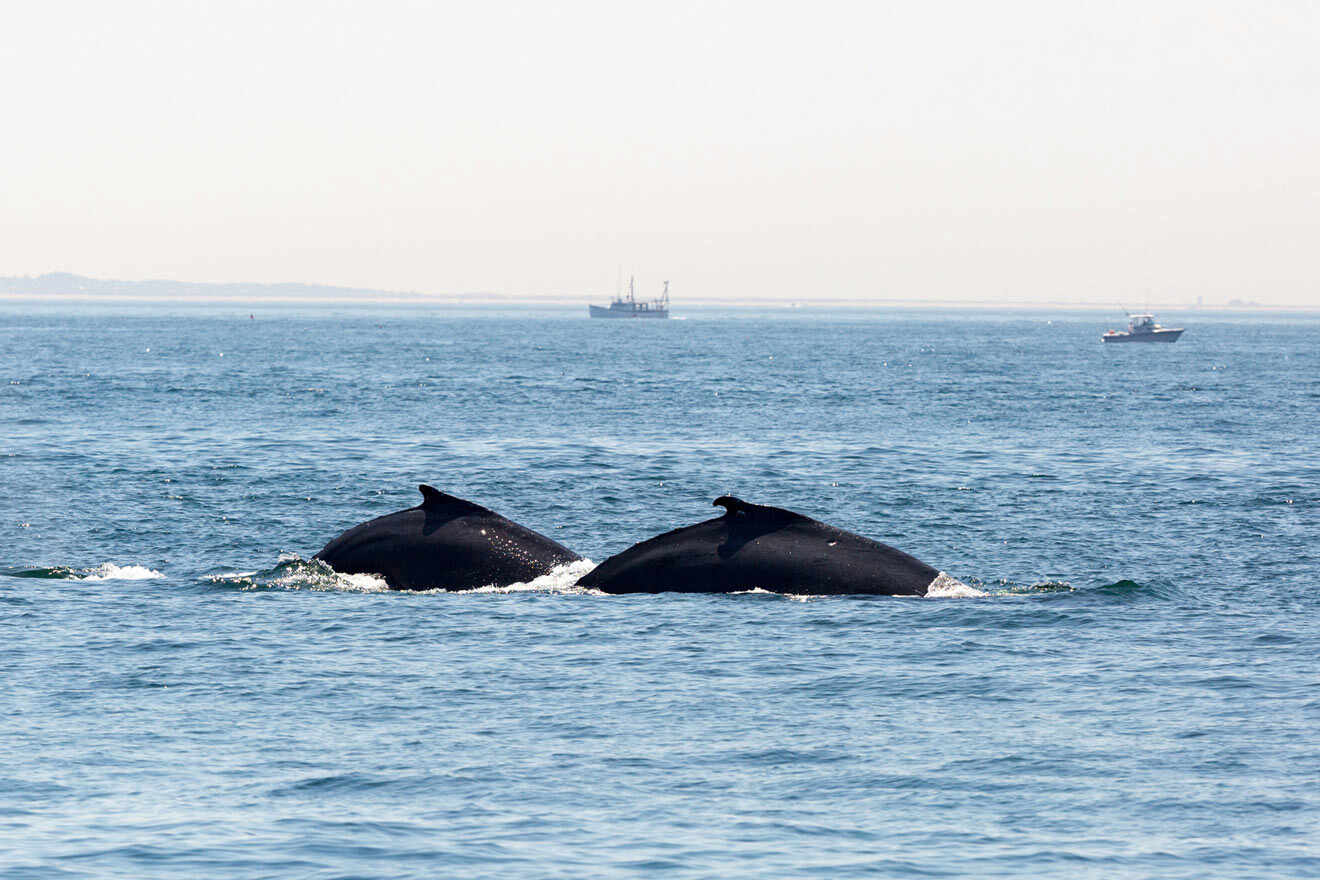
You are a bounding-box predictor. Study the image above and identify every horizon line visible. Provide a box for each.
[0,272,1309,311]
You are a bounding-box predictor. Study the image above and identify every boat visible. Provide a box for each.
[589,277,669,319]
[1102,312,1184,343]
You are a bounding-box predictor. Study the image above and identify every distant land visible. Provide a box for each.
[0,273,474,305]
[0,272,1310,310]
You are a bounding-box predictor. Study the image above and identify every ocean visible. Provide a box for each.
[2,303,1317,878]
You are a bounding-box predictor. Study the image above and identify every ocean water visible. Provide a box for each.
[2,303,1317,878]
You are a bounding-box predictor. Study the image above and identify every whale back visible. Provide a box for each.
[578,496,938,596]
[314,485,580,590]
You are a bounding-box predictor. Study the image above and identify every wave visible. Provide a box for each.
[966,578,1176,601]
[1091,578,1173,599]
[925,571,986,598]
[203,554,388,593]
[4,563,165,581]
[992,580,1076,595]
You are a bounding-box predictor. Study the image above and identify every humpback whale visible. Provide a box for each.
[577,495,943,596]
[314,485,580,591]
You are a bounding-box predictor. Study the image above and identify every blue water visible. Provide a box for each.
[2,304,1317,878]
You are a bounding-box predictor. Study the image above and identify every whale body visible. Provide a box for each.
[577,495,942,596]
[314,485,580,591]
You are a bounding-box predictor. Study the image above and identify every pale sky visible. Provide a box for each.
[3,1,1318,305]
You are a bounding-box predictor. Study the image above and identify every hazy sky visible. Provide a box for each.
[4,1,1318,304]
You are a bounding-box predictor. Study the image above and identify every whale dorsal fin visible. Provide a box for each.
[714,495,752,516]
[417,484,490,514]
[714,495,810,524]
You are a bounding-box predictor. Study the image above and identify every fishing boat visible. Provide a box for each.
[1102,312,1184,343]
[589,277,670,319]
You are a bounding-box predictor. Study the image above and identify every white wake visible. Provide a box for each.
[71,563,166,581]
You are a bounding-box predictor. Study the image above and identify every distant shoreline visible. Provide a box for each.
[1,273,1313,311]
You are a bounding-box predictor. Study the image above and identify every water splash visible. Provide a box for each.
[204,554,388,593]
[461,559,601,594]
[924,571,986,598]
[203,556,599,595]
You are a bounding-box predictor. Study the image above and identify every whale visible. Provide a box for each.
[577,495,943,596]
[314,485,581,591]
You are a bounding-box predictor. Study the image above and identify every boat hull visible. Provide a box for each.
[589,305,668,319]
[1103,329,1183,343]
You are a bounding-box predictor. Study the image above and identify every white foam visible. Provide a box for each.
[729,587,814,601]
[204,556,389,592]
[325,571,391,593]
[924,571,986,598]
[205,556,596,594]
[73,563,166,581]
[276,554,389,592]
[207,570,257,580]
[463,559,600,594]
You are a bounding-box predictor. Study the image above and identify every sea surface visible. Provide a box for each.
[2,303,1317,878]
